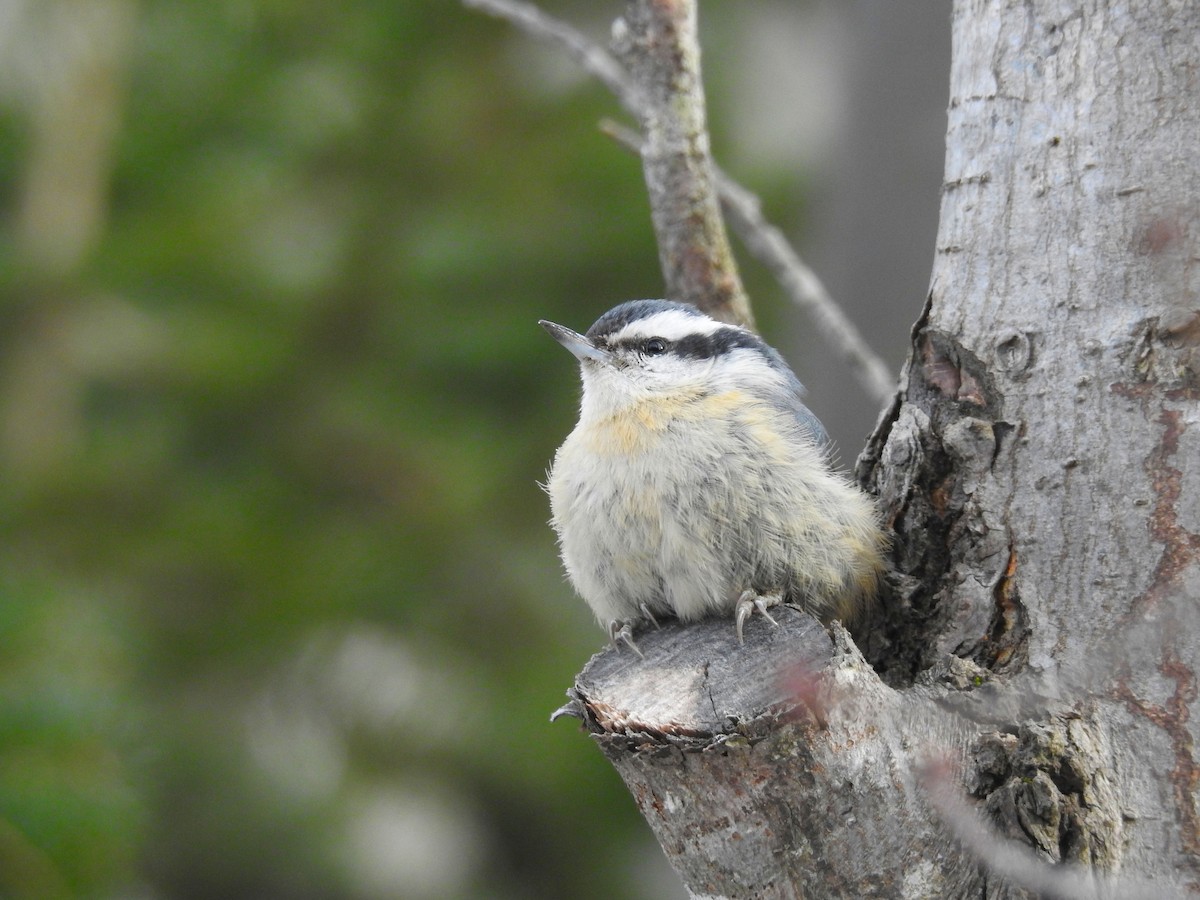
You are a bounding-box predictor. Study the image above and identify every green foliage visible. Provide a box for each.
[0,575,144,898]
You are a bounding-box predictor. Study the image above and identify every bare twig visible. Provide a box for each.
[602,119,895,404]
[465,0,895,401]
[717,169,896,404]
[463,0,641,118]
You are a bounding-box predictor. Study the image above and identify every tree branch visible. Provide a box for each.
[464,0,894,401]
[715,172,897,405]
[609,0,751,327]
[561,610,980,896]
[468,0,749,325]
[603,119,896,406]
[463,0,641,118]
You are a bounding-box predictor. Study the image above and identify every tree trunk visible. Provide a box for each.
[559,1,1200,896]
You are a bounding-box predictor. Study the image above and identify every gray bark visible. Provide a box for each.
[559,1,1200,896]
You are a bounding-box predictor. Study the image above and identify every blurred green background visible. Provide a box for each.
[0,1,947,897]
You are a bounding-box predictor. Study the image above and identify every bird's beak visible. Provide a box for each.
[539,320,612,364]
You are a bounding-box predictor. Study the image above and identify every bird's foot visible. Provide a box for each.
[735,591,782,645]
[607,619,644,657]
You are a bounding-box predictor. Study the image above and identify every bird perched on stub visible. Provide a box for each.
[540,300,886,653]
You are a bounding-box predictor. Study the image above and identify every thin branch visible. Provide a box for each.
[603,119,895,405]
[463,0,642,118]
[717,168,896,404]
[465,0,895,402]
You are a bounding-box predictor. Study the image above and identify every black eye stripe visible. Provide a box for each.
[609,328,768,362]
[674,328,764,360]
[604,325,788,373]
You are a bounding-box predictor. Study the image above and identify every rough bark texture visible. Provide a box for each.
[562,1,1200,896]
[871,0,1199,688]
[868,0,1199,885]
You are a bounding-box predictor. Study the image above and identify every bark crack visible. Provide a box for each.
[979,541,1028,671]
[701,659,720,723]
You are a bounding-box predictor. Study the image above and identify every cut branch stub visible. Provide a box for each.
[562,607,979,897]
[570,604,832,743]
[612,0,752,328]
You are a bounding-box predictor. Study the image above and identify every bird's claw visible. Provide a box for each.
[608,619,644,657]
[735,591,782,645]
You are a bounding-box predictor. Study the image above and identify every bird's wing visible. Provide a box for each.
[789,391,832,452]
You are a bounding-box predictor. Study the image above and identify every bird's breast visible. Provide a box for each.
[580,388,752,457]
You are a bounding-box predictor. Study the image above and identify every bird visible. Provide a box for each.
[540,299,886,652]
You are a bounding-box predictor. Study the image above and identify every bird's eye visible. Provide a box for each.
[643,338,668,356]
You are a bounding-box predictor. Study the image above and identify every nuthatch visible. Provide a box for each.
[540,300,886,651]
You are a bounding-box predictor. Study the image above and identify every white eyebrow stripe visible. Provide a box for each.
[610,310,729,343]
